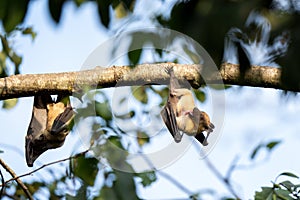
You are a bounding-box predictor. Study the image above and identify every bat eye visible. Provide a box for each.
[62,128,68,133]
[38,134,45,140]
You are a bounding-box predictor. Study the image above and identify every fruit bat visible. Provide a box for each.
[25,94,75,167]
[160,68,215,145]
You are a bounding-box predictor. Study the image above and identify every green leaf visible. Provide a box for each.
[255,187,274,200]
[107,136,124,149]
[48,0,66,23]
[95,186,119,200]
[136,171,157,187]
[95,101,112,121]
[279,181,295,191]
[137,131,150,147]
[194,89,206,102]
[1,0,29,32]
[73,155,99,186]
[73,0,86,7]
[250,144,262,160]
[93,136,133,171]
[0,34,23,75]
[266,141,281,150]
[131,86,148,104]
[113,171,139,200]
[1,35,11,54]
[128,49,142,66]
[250,140,282,160]
[96,170,139,200]
[278,172,299,179]
[96,0,111,28]
[113,2,129,19]
[274,189,294,200]
[10,51,22,74]
[69,183,87,199]
[2,98,18,109]
[183,44,201,63]
[0,149,3,153]
[150,86,168,99]
[0,51,7,75]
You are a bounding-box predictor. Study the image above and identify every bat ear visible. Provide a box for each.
[192,107,201,119]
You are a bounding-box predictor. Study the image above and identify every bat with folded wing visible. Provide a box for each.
[161,68,214,145]
[25,95,75,167]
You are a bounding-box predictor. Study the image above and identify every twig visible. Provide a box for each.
[0,168,4,199]
[225,155,240,180]
[3,149,89,185]
[0,158,33,200]
[204,158,241,200]
[138,151,193,196]
[193,142,241,199]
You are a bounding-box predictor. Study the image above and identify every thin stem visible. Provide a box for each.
[204,158,241,200]
[3,149,89,185]
[138,151,193,196]
[0,158,33,200]
[0,168,4,199]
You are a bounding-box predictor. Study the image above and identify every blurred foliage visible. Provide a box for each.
[72,154,99,186]
[0,26,36,109]
[250,140,281,160]
[1,98,18,109]
[0,0,30,33]
[131,86,148,104]
[160,0,300,91]
[255,172,300,200]
[0,27,35,78]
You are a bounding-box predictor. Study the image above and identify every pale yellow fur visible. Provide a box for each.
[46,102,65,131]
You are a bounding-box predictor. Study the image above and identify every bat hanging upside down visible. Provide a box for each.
[25,94,75,167]
[160,68,215,145]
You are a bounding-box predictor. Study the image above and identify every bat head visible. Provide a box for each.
[191,108,215,145]
[25,130,51,167]
[192,109,214,133]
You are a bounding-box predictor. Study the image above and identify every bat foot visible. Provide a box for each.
[202,140,209,146]
[174,133,183,143]
[174,138,181,143]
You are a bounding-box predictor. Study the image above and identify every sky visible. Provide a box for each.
[1,1,300,199]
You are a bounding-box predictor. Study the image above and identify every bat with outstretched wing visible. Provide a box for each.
[161,68,214,145]
[25,95,75,167]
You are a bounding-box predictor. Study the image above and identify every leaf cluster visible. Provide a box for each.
[255,172,300,200]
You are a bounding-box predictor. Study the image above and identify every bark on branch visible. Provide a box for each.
[0,62,285,100]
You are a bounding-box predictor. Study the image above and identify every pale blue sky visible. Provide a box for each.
[1,1,300,199]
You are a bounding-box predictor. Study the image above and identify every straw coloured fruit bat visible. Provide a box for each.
[160,68,214,145]
[25,95,75,167]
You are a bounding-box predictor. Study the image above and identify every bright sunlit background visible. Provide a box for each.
[1,1,300,199]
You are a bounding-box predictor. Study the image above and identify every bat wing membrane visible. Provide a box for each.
[161,101,182,142]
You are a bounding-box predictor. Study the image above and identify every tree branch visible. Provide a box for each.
[0,168,4,199]
[0,158,33,200]
[3,149,89,185]
[0,62,286,100]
